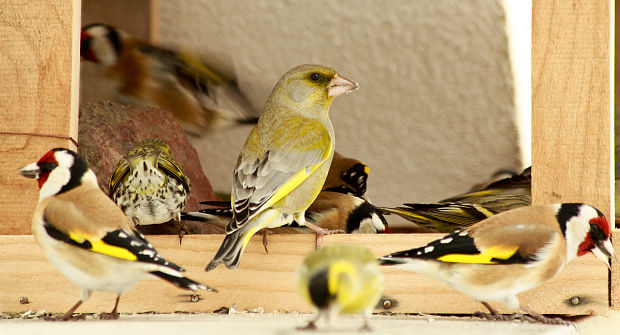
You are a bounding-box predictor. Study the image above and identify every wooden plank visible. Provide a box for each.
[531,0,613,218]
[0,234,608,315]
[611,230,620,309]
[80,0,158,105]
[0,0,80,235]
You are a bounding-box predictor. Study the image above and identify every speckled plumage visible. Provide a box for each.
[109,138,190,227]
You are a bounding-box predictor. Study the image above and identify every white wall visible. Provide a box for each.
[156,0,522,207]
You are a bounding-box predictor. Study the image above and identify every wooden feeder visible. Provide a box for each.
[0,0,617,317]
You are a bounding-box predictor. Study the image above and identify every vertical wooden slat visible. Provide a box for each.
[532,1,613,219]
[0,0,81,235]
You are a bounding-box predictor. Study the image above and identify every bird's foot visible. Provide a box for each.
[174,221,189,245]
[520,306,573,326]
[473,311,513,322]
[261,228,271,253]
[313,228,345,249]
[98,312,120,320]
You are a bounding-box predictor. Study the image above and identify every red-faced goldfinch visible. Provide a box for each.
[17,148,215,320]
[379,167,531,233]
[109,138,190,238]
[80,23,258,136]
[298,244,384,331]
[205,64,358,271]
[379,203,615,325]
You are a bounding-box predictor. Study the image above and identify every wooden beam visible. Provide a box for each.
[0,0,80,235]
[0,234,608,315]
[531,1,613,218]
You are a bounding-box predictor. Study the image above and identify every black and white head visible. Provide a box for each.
[557,203,616,267]
[81,23,123,66]
[346,198,389,234]
[16,148,97,201]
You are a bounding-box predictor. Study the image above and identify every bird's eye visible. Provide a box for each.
[589,223,606,240]
[39,162,58,171]
[310,73,321,82]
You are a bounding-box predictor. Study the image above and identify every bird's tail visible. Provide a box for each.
[150,270,217,292]
[205,229,247,271]
[205,209,280,271]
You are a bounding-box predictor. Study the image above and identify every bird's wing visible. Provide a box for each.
[108,158,130,196]
[379,203,494,232]
[42,193,184,271]
[384,219,557,265]
[228,119,332,233]
[156,153,190,191]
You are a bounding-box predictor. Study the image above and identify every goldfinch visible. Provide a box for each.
[80,23,258,136]
[108,138,190,233]
[323,152,369,197]
[298,244,383,331]
[205,64,358,271]
[17,148,215,320]
[379,167,531,232]
[379,203,615,325]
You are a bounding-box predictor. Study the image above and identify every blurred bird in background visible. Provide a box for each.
[109,138,190,240]
[379,203,615,325]
[205,64,358,271]
[379,167,531,232]
[81,23,258,136]
[17,148,214,320]
[298,244,383,331]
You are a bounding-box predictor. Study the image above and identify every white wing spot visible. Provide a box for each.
[424,246,434,253]
[118,231,128,238]
[130,240,143,247]
[440,237,453,244]
[416,251,422,255]
[350,171,357,177]
[459,231,468,236]
[140,250,156,257]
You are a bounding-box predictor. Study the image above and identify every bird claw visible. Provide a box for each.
[262,229,271,253]
[314,229,345,249]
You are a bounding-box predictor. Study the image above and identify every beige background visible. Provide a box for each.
[82,0,524,208]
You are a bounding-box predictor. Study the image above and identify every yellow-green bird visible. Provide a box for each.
[109,138,190,230]
[205,64,358,271]
[298,244,384,331]
[379,167,531,233]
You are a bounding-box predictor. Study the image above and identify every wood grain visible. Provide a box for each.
[0,0,80,234]
[531,0,613,218]
[0,234,609,315]
[611,230,620,310]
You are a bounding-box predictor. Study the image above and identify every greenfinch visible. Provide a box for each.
[379,167,531,232]
[298,244,383,331]
[205,64,358,271]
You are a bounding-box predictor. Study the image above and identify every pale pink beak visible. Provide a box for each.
[327,73,358,97]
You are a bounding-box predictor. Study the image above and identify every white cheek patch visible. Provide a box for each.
[39,168,70,201]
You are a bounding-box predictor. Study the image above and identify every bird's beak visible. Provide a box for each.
[16,162,40,179]
[591,238,617,270]
[327,73,359,97]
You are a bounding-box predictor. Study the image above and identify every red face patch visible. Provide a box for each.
[36,150,59,189]
[577,216,611,256]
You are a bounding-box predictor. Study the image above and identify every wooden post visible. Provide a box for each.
[531,1,613,218]
[0,0,81,235]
